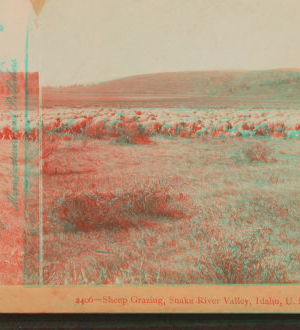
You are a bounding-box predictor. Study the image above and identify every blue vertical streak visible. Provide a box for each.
[23,21,29,285]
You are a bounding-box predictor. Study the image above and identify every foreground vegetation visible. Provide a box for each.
[22,129,300,285]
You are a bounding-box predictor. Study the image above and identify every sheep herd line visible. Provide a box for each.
[1,108,300,141]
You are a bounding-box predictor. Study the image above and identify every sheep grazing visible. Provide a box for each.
[2,108,300,141]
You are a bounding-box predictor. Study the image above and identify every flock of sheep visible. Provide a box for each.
[1,108,300,140]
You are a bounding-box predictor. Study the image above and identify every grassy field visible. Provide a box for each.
[21,130,300,285]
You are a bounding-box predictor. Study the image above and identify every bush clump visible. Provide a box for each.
[114,124,152,144]
[47,182,187,232]
[196,229,287,284]
[230,140,276,164]
[242,141,272,162]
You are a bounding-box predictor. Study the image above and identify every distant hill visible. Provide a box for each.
[43,70,300,108]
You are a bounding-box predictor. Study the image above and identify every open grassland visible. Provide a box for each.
[2,105,300,285]
[21,125,300,285]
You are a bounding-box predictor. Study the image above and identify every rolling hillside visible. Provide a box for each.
[45,70,300,96]
[43,70,300,108]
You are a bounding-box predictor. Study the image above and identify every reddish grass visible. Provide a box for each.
[197,228,287,284]
[110,124,153,144]
[45,182,188,233]
[19,125,300,285]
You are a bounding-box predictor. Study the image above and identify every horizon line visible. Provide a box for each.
[2,67,300,88]
[43,67,300,88]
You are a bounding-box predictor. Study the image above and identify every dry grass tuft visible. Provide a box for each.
[228,140,277,164]
[242,141,272,162]
[45,181,188,233]
[197,229,287,284]
[113,124,153,145]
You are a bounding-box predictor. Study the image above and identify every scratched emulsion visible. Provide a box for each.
[23,20,40,285]
[0,65,27,285]
[0,0,47,286]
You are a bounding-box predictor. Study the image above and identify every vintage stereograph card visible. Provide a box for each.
[0,0,300,313]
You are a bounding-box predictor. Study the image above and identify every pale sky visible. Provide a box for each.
[1,0,300,86]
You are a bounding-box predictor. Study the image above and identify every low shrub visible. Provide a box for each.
[47,182,187,233]
[112,123,152,144]
[196,229,287,284]
[256,127,269,136]
[241,141,274,163]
